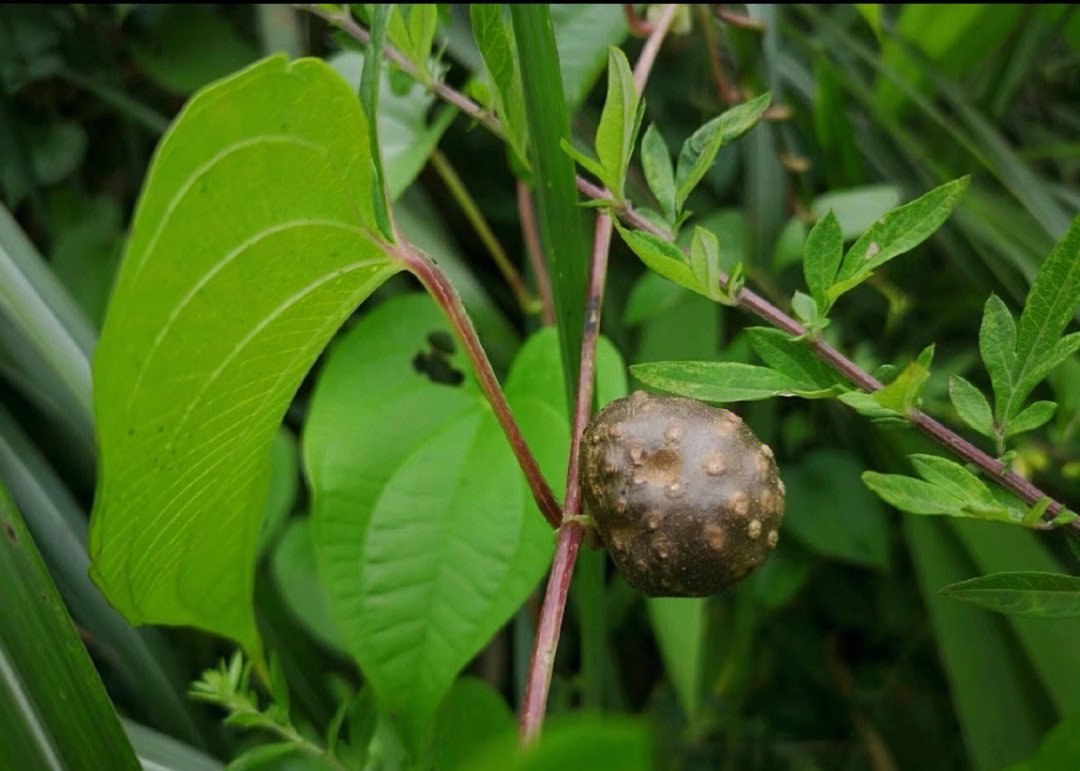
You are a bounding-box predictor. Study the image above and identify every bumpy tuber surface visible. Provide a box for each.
[580,391,785,596]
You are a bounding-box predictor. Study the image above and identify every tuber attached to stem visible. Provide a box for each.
[580,391,785,596]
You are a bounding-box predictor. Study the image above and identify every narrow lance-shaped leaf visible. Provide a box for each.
[614,221,697,293]
[941,572,1080,619]
[631,361,829,403]
[803,209,842,312]
[674,93,771,211]
[512,3,589,407]
[386,4,438,77]
[470,5,529,168]
[980,294,1017,423]
[1011,213,1080,411]
[745,326,843,391]
[862,472,969,516]
[594,46,640,200]
[1005,401,1057,437]
[689,227,722,301]
[827,177,969,305]
[908,454,998,510]
[948,374,995,438]
[1,482,141,770]
[89,57,400,653]
[360,5,394,240]
[641,124,675,221]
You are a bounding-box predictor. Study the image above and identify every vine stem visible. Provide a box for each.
[517,181,556,326]
[396,243,563,529]
[518,5,682,745]
[301,1,1072,521]
[429,149,541,314]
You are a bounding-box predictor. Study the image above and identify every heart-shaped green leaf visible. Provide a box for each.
[90,56,400,653]
[305,293,624,739]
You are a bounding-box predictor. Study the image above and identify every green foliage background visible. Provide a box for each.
[2,4,1080,770]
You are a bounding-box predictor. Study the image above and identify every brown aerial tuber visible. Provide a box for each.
[580,391,785,596]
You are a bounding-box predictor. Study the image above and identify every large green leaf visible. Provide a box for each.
[549,4,629,117]
[949,520,1080,717]
[513,3,589,406]
[457,715,651,771]
[90,56,400,653]
[306,294,626,740]
[782,450,892,570]
[646,596,706,720]
[904,517,1053,770]
[0,481,141,770]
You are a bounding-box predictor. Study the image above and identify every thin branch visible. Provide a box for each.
[429,149,541,314]
[517,181,556,325]
[623,4,654,37]
[519,5,682,745]
[697,4,741,104]
[397,244,562,529]
[716,6,766,32]
[299,5,1073,528]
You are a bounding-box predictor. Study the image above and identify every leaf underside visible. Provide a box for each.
[89,56,399,652]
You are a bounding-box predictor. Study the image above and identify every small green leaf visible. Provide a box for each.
[594,46,640,200]
[689,227,722,300]
[631,361,834,403]
[471,5,529,168]
[871,349,932,414]
[614,222,697,292]
[827,177,969,305]
[1012,331,1080,416]
[641,124,675,221]
[980,294,1018,423]
[908,455,997,510]
[559,137,607,183]
[746,327,842,391]
[803,210,843,311]
[838,391,904,423]
[864,462,1020,524]
[386,4,438,76]
[1006,401,1057,437]
[791,290,828,330]
[360,5,394,240]
[1012,213,1080,410]
[948,375,995,438]
[226,742,300,771]
[862,472,968,516]
[674,93,771,211]
[941,572,1080,619]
